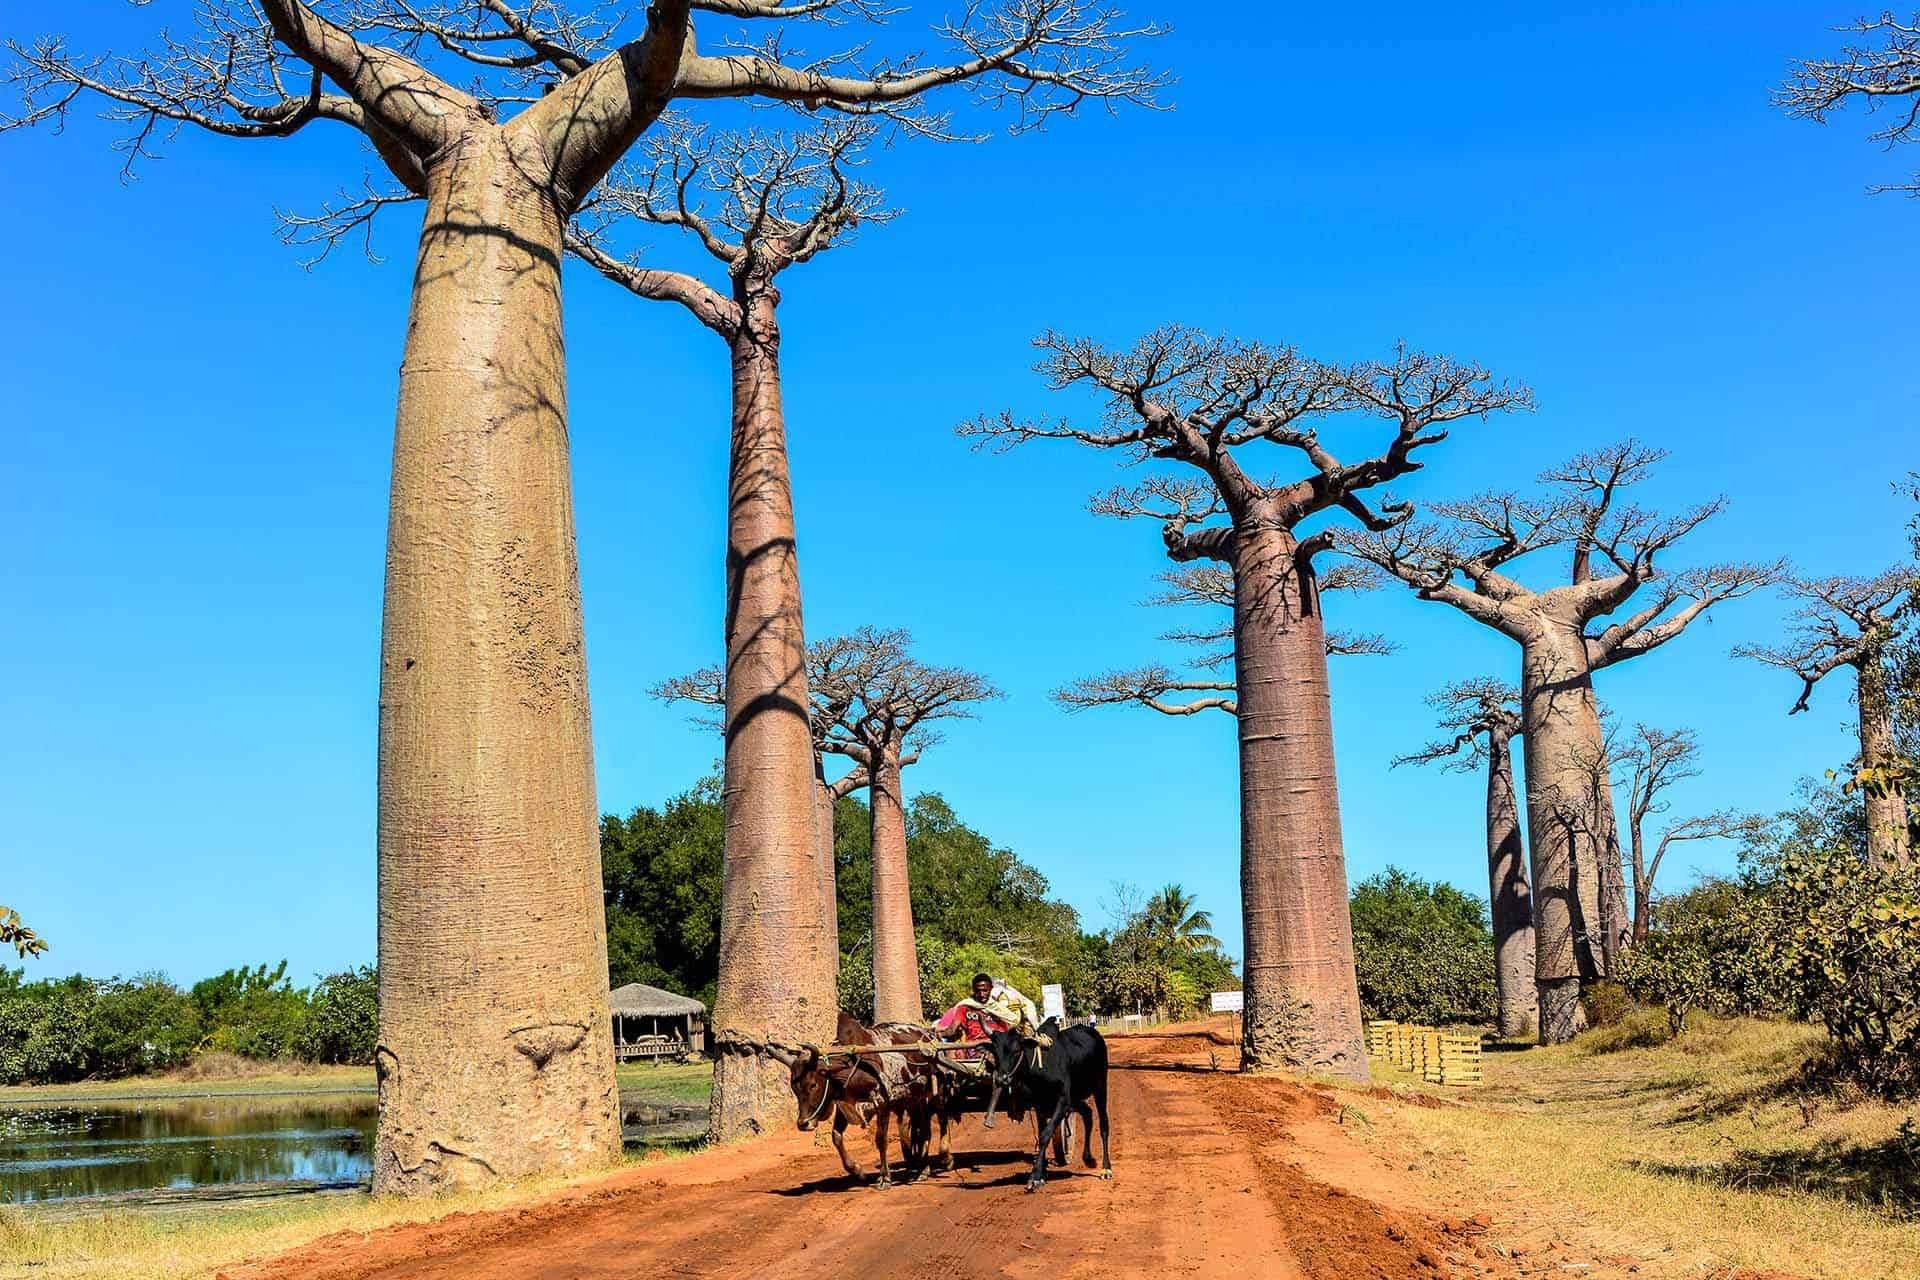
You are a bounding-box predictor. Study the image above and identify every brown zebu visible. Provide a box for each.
[768,1012,952,1188]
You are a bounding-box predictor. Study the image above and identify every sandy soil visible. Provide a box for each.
[216,1025,1766,1280]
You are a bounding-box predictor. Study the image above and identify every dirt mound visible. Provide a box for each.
[1194,1070,1494,1280]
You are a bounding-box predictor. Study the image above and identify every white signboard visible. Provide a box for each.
[1040,983,1065,1021]
[1209,990,1244,1013]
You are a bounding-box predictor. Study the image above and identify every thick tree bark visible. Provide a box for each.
[1858,660,1911,867]
[814,763,842,1003]
[709,308,837,1141]
[1518,624,1609,1044]
[1596,799,1631,974]
[1485,729,1538,1039]
[868,750,923,1023]
[374,131,618,1194]
[1232,525,1368,1080]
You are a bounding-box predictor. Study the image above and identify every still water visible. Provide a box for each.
[0,1093,375,1204]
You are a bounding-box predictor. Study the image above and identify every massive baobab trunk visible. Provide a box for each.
[1233,528,1367,1079]
[374,133,619,1193]
[1517,627,1608,1044]
[710,312,837,1140]
[1483,727,1538,1039]
[868,751,923,1023]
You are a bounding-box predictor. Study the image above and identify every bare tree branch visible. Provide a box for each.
[1777,11,1920,194]
[1735,566,1917,712]
[1393,677,1520,774]
[1054,665,1237,717]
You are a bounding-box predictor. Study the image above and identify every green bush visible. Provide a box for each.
[1751,841,1920,1093]
[297,966,378,1064]
[91,973,200,1075]
[0,973,96,1084]
[1349,868,1496,1025]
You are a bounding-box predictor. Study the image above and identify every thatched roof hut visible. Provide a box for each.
[610,983,706,1018]
[608,983,706,1059]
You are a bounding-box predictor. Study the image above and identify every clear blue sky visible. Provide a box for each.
[2,3,1914,985]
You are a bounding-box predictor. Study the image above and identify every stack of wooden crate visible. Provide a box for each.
[1362,1019,1483,1086]
[1436,1030,1483,1084]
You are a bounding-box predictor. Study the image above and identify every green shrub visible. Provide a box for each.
[0,973,95,1084]
[1350,869,1496,1025]
[1751,842,1920,1094]
[91,973,200,1074]
[297,966,378,1064]
[1582,980,1635,1029]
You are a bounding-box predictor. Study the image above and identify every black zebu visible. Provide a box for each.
[983,1019,1112,1190]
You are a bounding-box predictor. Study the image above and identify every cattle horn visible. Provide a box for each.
[763,1042,796,1067]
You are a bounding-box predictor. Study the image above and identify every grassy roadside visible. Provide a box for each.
[0,1061,716,1280]
[1,1059,711,1107]
[0,1066,374,1104]
[1327,1015,1920,1280]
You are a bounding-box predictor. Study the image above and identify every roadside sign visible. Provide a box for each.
[1041,983,1065,1021]
[1209,990,1243,1013]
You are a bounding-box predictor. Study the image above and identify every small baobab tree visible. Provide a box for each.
[1394,680,1535,1039]
[1611,725,1761,941]
[578,118,894,1135]
[1777,12,1920,194]
[5,0,1160,1189]
[1346,442,1778,1042]
[1738,570,1916,866]
[812,628,1000,1024]
[967,328,1531,1078]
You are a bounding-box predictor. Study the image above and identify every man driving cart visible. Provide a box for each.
[934,972,1039,1074]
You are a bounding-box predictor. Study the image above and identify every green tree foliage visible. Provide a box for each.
[0,961,374,1084]
[1626,785,1920,1093]
[835,792,1092,1018]
[607,779,1092,1020]
[191,962,309,1059]
[0,971,94,1083]
[91,973,201,1074]
[297,966,379,1064]
[601,777,727,1009]
[0,907,45,959]
[1348,868,1496,1025]
[1091,882,1239,1019]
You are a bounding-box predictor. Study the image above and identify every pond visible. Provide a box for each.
[0,1093,375,1205]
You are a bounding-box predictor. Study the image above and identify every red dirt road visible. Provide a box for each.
[221,1031,1527,1280]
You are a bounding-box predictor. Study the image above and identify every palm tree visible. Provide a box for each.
[1142,885,1221,957]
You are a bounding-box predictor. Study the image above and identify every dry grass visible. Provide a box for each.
[0,1064,374,1104]
[0,1146,697,1280]
[1335,1015,1920,1280]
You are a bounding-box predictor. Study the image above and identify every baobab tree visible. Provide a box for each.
[1777,13,1920,194]
[5,2,1159,1185]
[1738,570,1916,866]
[812,628,1000,1023]
[1608,724,1761,940]
[1345,442,1778,1042]
[577,118,895,1136]
[966,328,1532,1078]
[1394,680,1536,1039]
